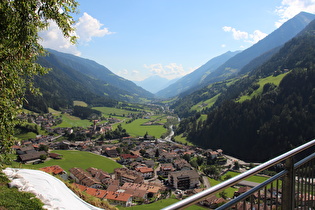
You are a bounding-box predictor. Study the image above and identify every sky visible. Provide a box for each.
[39,0,315,81]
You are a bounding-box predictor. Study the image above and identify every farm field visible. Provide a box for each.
[93,106,141,117]
[118,117,168,138]
[55,113,92,128]
[24,150,122,173]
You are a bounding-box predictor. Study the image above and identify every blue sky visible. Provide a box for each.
[40,0,315,81]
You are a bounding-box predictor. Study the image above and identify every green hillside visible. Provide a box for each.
[237,72,289,102]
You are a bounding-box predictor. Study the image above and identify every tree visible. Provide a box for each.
[219,190,227,199]
[155,149,160,158]
[38,144,49,152]
[196,155,205,166]
[182,153,191,162]
[0,0,78,158]
[234,161,240,170]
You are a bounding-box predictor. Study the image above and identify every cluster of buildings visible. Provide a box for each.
[14,112,235,207]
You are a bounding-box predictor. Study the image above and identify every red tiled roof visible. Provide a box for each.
[85,188,107,199]
[40,165,64,175]
[105,191,132,202]
[136,167,153,173]
[11,145,21,149]
[73,183,88,192]
[120,154,139,159]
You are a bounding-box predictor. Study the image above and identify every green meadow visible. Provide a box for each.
[238,72,289,102]
[116,117,168,138]
[93,106,141,117]
[222,171,269,183]
[55,113,92,128]
[73,100,88,107]
[207,171,271,198]
[118,198,207,210]
[191,93,221,112]
[25,150,122,173]
[173,134,194,146]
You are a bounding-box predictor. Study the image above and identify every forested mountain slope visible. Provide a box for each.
[46,49,154,99]
[201,12,315,85]
[25,50,154,112]
[175,18,315,162]
[156,51,239,98]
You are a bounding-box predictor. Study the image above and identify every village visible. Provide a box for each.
[11,112,261,209]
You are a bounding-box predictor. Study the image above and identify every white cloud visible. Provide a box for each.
[39,12,113,55]
[275,0,315,27]
[223,26,248,40]
[143,63,193,80]
[221,44,226,48]
[248,30,268,44]
[39,21,81,55]
[75,12,114,43]
[117,69,146,81]
[118,69,129,76]
[222,26,267,44]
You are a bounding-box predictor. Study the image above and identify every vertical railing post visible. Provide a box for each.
[282,157,295,209]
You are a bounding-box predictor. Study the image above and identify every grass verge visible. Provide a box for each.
[0,172,44,210]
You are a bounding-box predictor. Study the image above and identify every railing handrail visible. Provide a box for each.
[162,139,315,210]
[217,151,315,209]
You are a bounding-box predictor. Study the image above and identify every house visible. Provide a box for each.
[48,153,63,159]
[159,163,175,177]
[114,168,144,184]
[120,182,161,198]
[136,167,154,179]
[69,167,102,189]
[57,141,70,150]
[105,191,133,207]
[217,149,223,156]
[120,154,139,160]
[86,167,110,184]
[204,149,219,159]
[143,160,155,168]
[103,147,118,157]
[168,170,200,189]
[173,158,192,171]
[130,161,144,170]
[18,150,47,163]
[159,152,178,163]
[40,165,66,175]
[73,183,133,207]
[234,186,252,197]
[199,195,226,208]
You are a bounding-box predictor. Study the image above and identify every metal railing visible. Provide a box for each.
[162,139,315,210]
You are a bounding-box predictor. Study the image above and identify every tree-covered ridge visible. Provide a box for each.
[174,19,315,162]
[188,67,315,162]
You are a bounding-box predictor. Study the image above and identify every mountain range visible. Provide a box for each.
[155,51,240,98]
[174,12,315,162]
[156,11,315,98]
[25,49,154,112]
[133,75,179,94]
